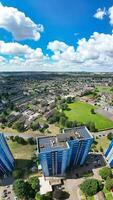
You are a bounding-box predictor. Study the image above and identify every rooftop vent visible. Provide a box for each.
[40,144,44,148]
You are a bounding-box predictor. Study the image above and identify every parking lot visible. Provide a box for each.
[0,185,17,200]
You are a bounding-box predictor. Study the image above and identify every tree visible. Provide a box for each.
[14,136,27,145]
[99,167,112,180]
[14,120,25,132]
[31,122,40,131]
[27,137,36,145]
[80,179,103,196]
[66,96,75,103]
[28,176,40,193]
[60,116,67,126]
[60,103,68,111]
[65,120,73,128]
[91,108,95,114]
[105,178,113,191]
[13,179,33,200]
[86,121,97,132]
[107,132,113,140]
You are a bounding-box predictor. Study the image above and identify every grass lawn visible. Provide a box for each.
[48,124,60,135]
[64,101,113,131]
[7,140,36,169]
[96,86,112,94]
[87,197,94,200]
[103,187,113,200]
[95,136,110,152]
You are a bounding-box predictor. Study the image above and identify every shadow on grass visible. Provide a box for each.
[14,159,33,170]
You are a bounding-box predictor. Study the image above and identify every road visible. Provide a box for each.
[1,128,113,139]
[3,132,36,138]
[1,132,41,139]
[92,129,113,137]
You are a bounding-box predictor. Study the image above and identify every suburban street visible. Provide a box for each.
[92,128,113,137]
[1,128,113,139]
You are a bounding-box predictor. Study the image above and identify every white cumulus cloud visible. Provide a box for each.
[1,32,113,71]
[0,3,44,41]
[94,8,106,20]
[108,6,113,26]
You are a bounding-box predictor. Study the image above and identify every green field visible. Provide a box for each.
[8,140,35,169]
[96,86,112,94]
[64,101,113,131]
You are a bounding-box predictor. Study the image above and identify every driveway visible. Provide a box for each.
[64,178,83,200]
[92,128,113,137]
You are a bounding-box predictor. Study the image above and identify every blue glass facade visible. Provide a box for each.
[105,140,113,167]
[37,126,93,177]
[0,133,14,176]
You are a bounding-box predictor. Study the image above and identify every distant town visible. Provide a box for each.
[0,72,113,200]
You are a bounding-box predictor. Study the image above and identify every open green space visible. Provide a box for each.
[8,140,35,169]
[64,101,113,131]
[96,86,113,94]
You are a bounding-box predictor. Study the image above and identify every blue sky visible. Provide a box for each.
[0,0,113,71]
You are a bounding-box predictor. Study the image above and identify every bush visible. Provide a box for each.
[12,169,24,179]
[107,132,113,140]
[105,178,113,191]
[99,167,112,180]
[80,178,103,196]
[28,176,40,192]
[10,136,15,141]
[15,136,27,145]
[14,120,25,132]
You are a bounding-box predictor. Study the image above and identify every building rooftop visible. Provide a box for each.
[38,136,68,152]
[62,126,92,140]
[37,126,93,153]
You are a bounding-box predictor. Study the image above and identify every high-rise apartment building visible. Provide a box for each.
[37,126,93,177]
[0,133,14,177]
[105,139,113,167]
